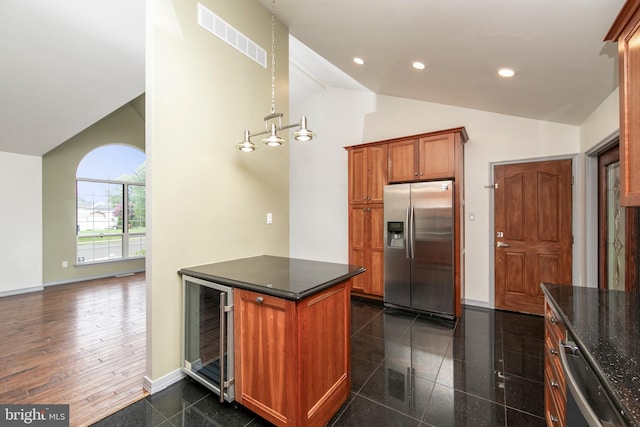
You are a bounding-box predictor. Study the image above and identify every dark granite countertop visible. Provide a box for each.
[179,255,365,301]
[542,283,640,426]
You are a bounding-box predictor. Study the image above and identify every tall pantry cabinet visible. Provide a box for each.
[347,145,387,296]
[346,127,468,312]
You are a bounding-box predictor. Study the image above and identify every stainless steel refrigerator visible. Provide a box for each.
[383,181,454,318]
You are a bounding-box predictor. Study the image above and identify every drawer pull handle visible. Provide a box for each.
[550,316,558,324]
[550,380,559,388]
[256,297,264,303]
[550,414,559,423]
[550,348,558,355]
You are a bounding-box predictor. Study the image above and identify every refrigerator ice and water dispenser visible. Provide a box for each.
[387,221,405,248]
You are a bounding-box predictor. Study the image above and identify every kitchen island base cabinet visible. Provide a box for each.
[234,281,351,427]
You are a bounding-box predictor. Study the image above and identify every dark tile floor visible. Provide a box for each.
[92,298,545,426]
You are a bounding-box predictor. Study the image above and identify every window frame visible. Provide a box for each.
[76,176,146,265]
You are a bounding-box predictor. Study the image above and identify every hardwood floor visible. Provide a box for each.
[0,273,147,426]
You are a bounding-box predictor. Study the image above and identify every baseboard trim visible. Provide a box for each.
[43,269,145,287]
[463,298,492,309]
[0,285,44,298]
[143,368,185,394]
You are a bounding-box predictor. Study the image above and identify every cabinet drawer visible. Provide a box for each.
[545,364,566,426]
[237,289,289,310]
[545,303,565,335]
[544,299,566,427]
[545,330,566,399]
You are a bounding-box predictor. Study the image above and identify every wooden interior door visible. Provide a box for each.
[494,159,573,315]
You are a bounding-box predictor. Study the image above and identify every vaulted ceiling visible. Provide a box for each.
[0,0,144,156]
[0,0,625,156]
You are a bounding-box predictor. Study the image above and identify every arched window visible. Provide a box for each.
[76,145,146,264]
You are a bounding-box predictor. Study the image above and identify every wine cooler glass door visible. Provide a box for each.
[183,276,234,402]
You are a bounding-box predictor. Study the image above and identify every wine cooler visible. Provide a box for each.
[182,275,234,402]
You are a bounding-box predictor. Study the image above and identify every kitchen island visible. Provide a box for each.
[179,255,365,427]
[542,283,640,426]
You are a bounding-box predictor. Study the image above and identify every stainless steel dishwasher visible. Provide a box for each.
[560,339,627,426]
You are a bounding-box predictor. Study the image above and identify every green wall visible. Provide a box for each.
[42,95,145,284]
[147,0,290,380]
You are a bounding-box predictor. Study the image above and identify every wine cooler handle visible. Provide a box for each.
[219,292,226,403]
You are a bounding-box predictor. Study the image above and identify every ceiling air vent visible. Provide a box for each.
[197,3,267,68]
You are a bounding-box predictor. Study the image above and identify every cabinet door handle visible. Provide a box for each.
[414,172,418,176]
[550,348,558,355]
[550,380,559,388]
[420,171,423,176]
[550,316,558,324]
[256,297,264,303]
[550,414,559,423]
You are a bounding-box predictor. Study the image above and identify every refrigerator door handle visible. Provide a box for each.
[405,205,411,259]
[410,204,416,259]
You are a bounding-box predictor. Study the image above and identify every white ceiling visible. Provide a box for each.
[0,0,625,156]
[0,0,144,156]
[270,0,625,126]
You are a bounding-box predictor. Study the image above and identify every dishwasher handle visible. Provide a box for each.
[559,340,603,427]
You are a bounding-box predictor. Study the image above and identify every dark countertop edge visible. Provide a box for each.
[178,267,366,301]
[541,283,637,427]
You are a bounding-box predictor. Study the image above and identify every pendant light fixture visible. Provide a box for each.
[236,0,314,152]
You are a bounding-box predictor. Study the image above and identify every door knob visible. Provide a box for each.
[496,242,510,248]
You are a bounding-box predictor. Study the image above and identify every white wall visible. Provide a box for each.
[578,88,620,287]
[290,87,582,306]
[580,88,619,153]
[0,152,42,295]
[289,87,375,263]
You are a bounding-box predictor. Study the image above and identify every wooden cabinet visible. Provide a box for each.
[387,138,417,182]
[349,204,384,296]
[544,298,567,427]
[234,281,351,427]
[606,0,640,206]
[388,133,455,182]
[348,144,388,204]
[346,127,468,306]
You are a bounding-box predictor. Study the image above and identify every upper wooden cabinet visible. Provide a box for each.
[387,139,418,182]
[348,144,388,204]
[606,0,640,206]
[388,131,461,183]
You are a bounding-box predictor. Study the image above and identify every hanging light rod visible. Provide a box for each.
[236,0,314,152]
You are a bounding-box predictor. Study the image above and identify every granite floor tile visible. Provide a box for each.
[330,395,423,427]
[421,383,506,427]
[358,363,435,419]
[503,374,545,417]
[351,331,387,364]
[351,354,381,392]
[91,399,169,427]
[93,302,545,427]
[165,396,265,427]
[145,379,213,421]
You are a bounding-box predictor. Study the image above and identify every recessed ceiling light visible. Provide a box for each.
[412,61,426,70]
[353,57,364,65]
[498,68,515,78]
